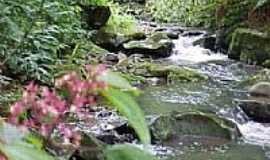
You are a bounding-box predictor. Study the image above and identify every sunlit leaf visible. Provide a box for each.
[99,71,135,91]
[102,88,151,144]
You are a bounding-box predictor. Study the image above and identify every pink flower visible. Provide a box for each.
[40,124,53,137]
[10,101,25,116]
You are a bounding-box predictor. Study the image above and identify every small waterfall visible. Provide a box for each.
[169,34,227,63]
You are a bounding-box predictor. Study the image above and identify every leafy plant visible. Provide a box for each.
[146,0,219,28]
[2,65,152,159]
[0,122,55,160]
[0,0,85,83]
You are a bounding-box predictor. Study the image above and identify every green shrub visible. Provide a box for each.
[146,0,219,28]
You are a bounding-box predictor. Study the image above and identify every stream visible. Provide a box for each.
[137,31,270,159]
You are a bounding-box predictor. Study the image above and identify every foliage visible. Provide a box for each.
[104,3,139,35]
[0,122,55,160]
[146,0,219,28]
[0,0,85,83]
[2,65,151,159]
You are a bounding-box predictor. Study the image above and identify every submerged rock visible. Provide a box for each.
[123,32,174,58]
[149,111,240,144]
[228,28,270,65]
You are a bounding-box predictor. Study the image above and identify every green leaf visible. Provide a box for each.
[104,144,157,160]
[102,88,151,144]
[0,122,55,160]
[98,71,137,91]
[1,142,55,160]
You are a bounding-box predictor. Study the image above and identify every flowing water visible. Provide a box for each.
[138,32,270,159]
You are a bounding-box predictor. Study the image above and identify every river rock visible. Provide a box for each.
[133,62,207,82]
[249,82,270,98]
[193,35,216,51]
[228,28,270,65]
[81,5,111,30]
[239,99,270,122]
[239,82,270,122]
[91,28,146,52]
[123,32,174,58]
[149,111,240,143]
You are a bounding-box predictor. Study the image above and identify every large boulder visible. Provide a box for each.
[123,32,174,58]
[91,28,146,52]
[215,0,255,52]
[132,62,207,82]
[239,82,270,122]
[149,111,240,143]
[228,28,270,65]
[81,5,111,30]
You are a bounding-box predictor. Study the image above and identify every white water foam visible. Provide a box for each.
[238,121,270,147]
[169,35,227,63]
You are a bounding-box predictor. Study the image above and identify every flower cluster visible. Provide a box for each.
[8,65,107,146]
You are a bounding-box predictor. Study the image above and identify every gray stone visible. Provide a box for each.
[123,32,174,58]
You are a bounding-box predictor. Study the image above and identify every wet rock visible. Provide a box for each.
[249,82,270,98]
[149,111,240,143]
[193,35,216,51]
[91,29,146,52]
[81,5,111,30]
[228,28,270,65]
[123,32,174,58]
[239,99,270,123]
[133,62,207,82]
[239,82,270,122]
[182,30,206,37]
[166,30,179,39]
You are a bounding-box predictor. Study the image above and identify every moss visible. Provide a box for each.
[135,62,207,82]
[228,28,270,65]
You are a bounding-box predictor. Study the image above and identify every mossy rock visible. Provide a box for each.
[149,110,240,143]
[123,32,174,58]
[228,28,270,65]
[134,62,207,82]
[91,28,146,52]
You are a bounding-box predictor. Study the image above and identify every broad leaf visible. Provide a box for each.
[102,88,151,144]
[0,122,55,160]
[104,144,157,160]
[99,71,136,91]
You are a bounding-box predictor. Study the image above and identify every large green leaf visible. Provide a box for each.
[104,144,157,160]
[102,88,151,144]
[98,71,136,91]
[0,122,55,160]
